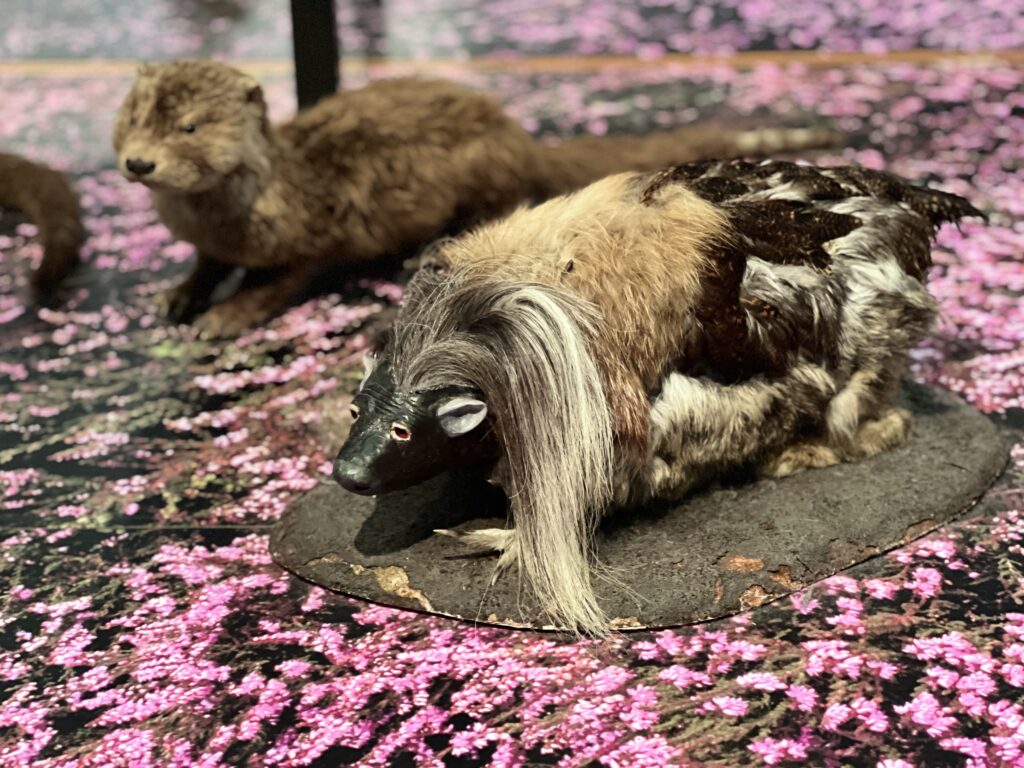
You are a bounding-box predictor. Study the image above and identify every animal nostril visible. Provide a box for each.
[126,158,156,176]
[333,459,374,495]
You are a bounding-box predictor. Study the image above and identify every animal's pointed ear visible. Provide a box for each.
[241,76,265,107]
[436,397,488,437]
[137,63,155,78]
[358,352,377,391]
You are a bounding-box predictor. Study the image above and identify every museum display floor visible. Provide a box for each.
[2,1,1023,765]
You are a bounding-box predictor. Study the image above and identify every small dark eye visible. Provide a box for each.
[129,116,136,126]
[390,423,412,442]
[183,123,196,133]
[349,404,360,420]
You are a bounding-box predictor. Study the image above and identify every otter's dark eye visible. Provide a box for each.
[349,404,360,420]
[390,423,412,442]
[129,116,136,126]
[183,123,196,134]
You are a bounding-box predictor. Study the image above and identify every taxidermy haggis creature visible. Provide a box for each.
[0,152,85,298]
[334,159,983,634]
[112,60,835,337]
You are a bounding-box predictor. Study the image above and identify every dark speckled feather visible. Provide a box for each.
[723,200,859,270]
[640,159,984,383]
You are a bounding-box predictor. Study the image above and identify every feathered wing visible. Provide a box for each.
[638,159,983,501]
[642,159,984,384]
[0,152,85,297]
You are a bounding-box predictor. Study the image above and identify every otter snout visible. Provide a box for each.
[125,158,156,176]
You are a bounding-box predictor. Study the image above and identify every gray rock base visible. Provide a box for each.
[271,382,1009,631]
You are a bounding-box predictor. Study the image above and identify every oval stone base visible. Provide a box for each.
[270,382,1009,631]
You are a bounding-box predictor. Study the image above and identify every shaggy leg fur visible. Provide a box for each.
[636,457,703,507]
[635,363,836,503]
[852,408,911,458]
[761,442,842,478]
[761,407,909,478]
[634,361,912,493]
[762,357,909,478]
[825,350,913,444]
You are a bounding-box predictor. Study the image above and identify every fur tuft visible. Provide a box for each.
[392,271,616,634]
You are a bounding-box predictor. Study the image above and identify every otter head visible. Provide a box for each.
[333,351,498,496]
[112,60,269,193]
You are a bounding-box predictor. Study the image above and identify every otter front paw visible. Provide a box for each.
[193,301,271,340]
[157,282,209,323]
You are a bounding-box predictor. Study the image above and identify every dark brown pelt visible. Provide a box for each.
[0,152,85,298]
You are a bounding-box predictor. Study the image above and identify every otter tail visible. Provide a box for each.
[534,124,839,198]
[0,152,85,298]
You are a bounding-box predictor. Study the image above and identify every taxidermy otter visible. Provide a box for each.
[333,159,983,634]
[0,152,85,298]
[112,60,836,337]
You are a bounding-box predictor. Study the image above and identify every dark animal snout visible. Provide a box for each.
[125,158,156,176]
[333,457,375,495]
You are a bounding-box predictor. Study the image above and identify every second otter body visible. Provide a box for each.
[114,61,835,336]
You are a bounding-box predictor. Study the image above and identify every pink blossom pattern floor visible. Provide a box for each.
[1,44,1024,768]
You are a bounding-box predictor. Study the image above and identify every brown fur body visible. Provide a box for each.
[0,152,85,297]
[113,60,836,336]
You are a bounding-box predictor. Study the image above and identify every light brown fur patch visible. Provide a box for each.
[441,171,729,447]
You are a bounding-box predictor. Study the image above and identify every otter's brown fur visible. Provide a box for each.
[0,152,85,297]
[113,60,836,336]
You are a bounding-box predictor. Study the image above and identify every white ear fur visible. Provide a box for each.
[358,352,377,391]
[436,397,488,437]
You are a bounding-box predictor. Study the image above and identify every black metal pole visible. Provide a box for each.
[290,0,340,109]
